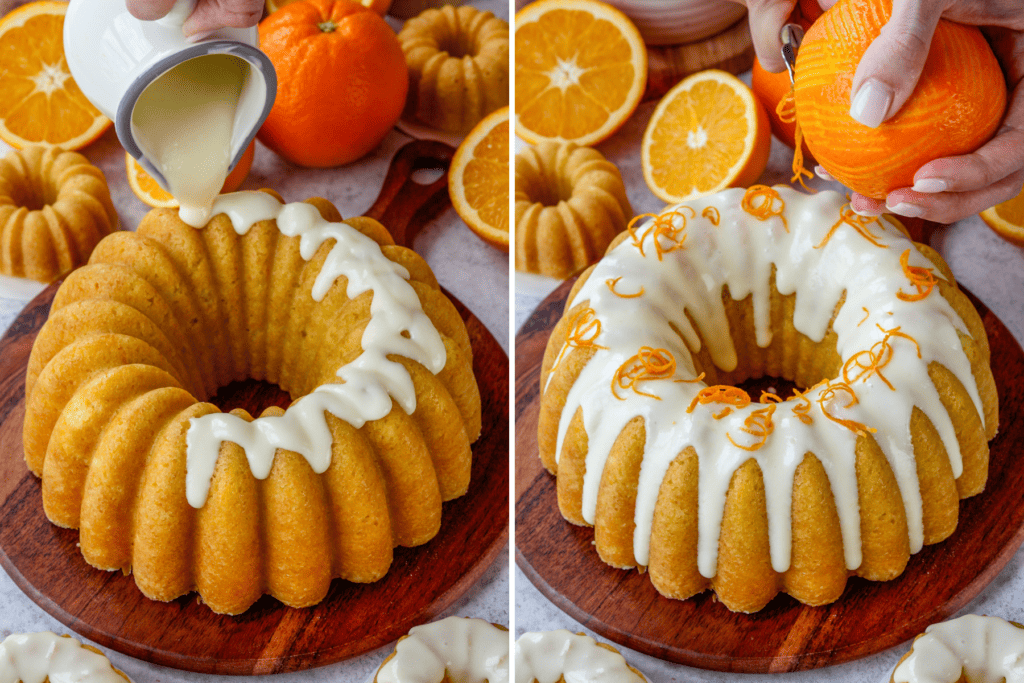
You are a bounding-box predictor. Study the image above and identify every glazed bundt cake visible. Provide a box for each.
[538,185,998,613]
[515,142,632,279]
[515,631,646,683]
[891,615,1024,683]
[0,632,132,683]
[0,146,117,283]
[374,617,510,683]
[399,5,509,134]
[23,190,481,615]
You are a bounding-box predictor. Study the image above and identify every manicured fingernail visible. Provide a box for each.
[886,202,924,218]
[912,178,947,193]
[850,79,893,128]
[852,205,882,217]
[815,165,835,181]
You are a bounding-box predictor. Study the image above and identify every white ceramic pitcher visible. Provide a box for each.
[63,0,276,190]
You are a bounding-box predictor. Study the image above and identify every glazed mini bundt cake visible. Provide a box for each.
[23,190,481,615]
[538,185,998,613]
[399,5,509,134]
[0,146,117,283]
[515,631,647,683]
[0,632,132,683]
[515,142,632,279]
[891,615,1024,683]
[374,617,510,683]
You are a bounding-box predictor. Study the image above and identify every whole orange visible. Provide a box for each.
[793,0,1006,199]
[257,0,408,167]
[751,57,813,160]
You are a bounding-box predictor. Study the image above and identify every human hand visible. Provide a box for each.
[125,0,264,38]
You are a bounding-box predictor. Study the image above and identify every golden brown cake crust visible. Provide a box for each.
[0,146,117,283]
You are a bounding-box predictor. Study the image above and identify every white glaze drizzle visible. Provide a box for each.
[893,615,1024,683]
[375,617,509,683]
[547,186,986,577]
[0,632,125,683]
[184,191,447,508]
[514,631,645,683]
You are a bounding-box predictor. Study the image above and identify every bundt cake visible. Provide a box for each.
[398,5,509,134]
[515,631,647,683]
[0,632,132,683]
[515,142,632,279]
[538,185,998,613]
[0,146,117,283]
[374,617,510,683]
[891,615,1024,683]
[23,190,481,615]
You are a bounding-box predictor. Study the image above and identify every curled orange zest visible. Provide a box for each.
[815,204,885,249]
[842,325,919,390]
[652,209,692,260]
[727,403,776,451]
[877,323,921,358]
[566,307,607,351]
[818,381,876,435]
[606,276,645,298]
[741,185,788,231]
[611,346,677,400]
[896,248,938,301]
[776,90,814,192]
[791,387,813,425]
[702,206,720,226]
[760,391,783,404]
[675,371,706,384]
[858,306,870,327]
[627,213,659,257]
[687,385,751,413]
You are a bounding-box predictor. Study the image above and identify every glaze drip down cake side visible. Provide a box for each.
[538,185,998,613]
[22,189,481,615]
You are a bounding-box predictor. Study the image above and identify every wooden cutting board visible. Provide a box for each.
[644,16,755,102]
[0,140,510,675]
[516,277,1024,673]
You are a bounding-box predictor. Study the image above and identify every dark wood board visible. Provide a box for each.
[515,277,1024,673]
[643,17,755,103]
[0,139,510,676]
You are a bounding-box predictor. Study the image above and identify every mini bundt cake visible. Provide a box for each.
[374,617,510,683]
[399,5,509,134]
[0,146,117,283]
[891,615,1024,683]
[515,631,647,683]
[538,185,998,613]
[23,190,481,615]
[515,142,632,279]
[0,632,132,683]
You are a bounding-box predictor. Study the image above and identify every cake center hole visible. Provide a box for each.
[208,379,294,417]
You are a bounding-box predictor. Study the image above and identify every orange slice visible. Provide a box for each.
[449,106,509,251]
[126,140,256,209]
[642,69,770,203]
[515,0,647,146]
[980,186,1024,248]
[266,0,391,15]
[0,1,111,150]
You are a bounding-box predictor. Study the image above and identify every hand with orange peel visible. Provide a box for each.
[126,0,264,38]
[738,0,1024,225]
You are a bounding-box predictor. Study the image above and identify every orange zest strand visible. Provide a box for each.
[858,306,870,327]
[611,346,677,400]
[627,213,659,256]
[817,381,876,435]
[606,276,645,298]
[760,391,783,404]
[651,209,692,260]
[565,307,607,351]
[896,248,939,301]
[790,387,814,425]
[687,385,751,413]
[702,206,720,226]
[877,323,921,358]
[844,324,922,389]
[776,90,814,192]
[714,407,733,419]
[727,403,776,451]
[814,204,885,249]
[741,185,788,231]
[675,371,706,384]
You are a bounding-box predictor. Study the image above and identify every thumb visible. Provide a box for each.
[849,2,941,127]
[745,0,799,73]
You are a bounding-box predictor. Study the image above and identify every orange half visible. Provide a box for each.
[980,187,1024,248]
[449,106,509,251]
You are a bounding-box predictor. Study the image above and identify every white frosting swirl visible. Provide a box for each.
[375,617,509,683]
[0,632,126,683]
[893,615,1024,683]
[514,631,645,683]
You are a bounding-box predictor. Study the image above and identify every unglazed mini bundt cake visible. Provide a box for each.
[399,5,509,134]
[23,190,481,615]
[538,185,998,613]
[515,142,632,279]
[515,631,646,683]
[374,617,510,683]
[0,146,117,283]
[891,615,1024,683]
[0,632,132,683]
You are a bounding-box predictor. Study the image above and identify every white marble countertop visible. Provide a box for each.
[514,79,1024,682]
[0,1,510,677]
